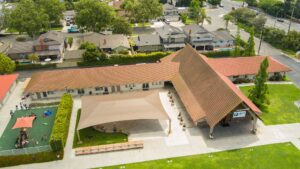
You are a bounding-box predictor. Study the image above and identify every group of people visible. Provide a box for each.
[10,101,30,118]
[15,128,29,149]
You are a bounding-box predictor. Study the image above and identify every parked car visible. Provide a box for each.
[67,25,79,33]
[219,3,224,7]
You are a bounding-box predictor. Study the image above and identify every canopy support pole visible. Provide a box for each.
[168,119,171,135]
[77,130,82,144]
[209,126,214,139]
[249,111,258,134]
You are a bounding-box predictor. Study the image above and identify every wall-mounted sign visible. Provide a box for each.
[233,111,246,118]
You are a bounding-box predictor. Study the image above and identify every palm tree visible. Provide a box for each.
[223,14,232,30]
[196,8,212,26]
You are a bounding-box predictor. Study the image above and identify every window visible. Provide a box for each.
[67,89,74,93]
[95,87,103,91]
[47,91,55,95]
[233,76,239,79]
[78,89,85,94]
[125,84,128,88]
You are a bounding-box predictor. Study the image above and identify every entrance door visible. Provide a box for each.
[111,86,116,93]
[36,92,41,99]
[42,92,47,98]
[142,83,149,90]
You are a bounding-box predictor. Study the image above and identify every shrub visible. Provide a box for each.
[0,151,63,168]
[15,63,56,71]
[49,94,73,152]
[67,37,73,48]
[78,52,171,67]
[233,78,253,84]
[16,36,27,42]
[29,102,60,108]
[203,49,245,58]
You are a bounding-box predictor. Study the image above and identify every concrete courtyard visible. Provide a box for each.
[1,81,300,169]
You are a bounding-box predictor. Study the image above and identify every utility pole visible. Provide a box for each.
[288,5,295,33]
[257,28,264,56]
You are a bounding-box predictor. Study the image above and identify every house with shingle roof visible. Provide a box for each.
[82,32,130,53]
[155,24,187,51]
[24,45,291,138]
[133,34,162,52]
[163,3,180,21]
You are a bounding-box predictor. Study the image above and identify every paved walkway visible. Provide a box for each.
[1,85,300,169]
[237,81,294,87]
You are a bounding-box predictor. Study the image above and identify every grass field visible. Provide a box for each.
[240,84,300,125]
[99,142,300,169]
[0,107,57,151]
[73,109,128,148]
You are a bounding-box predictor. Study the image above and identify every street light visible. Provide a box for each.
[257,27,264,56]
[288,3,296,33]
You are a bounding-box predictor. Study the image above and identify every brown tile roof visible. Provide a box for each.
[162,49,291,77]
[170,45,261,127]
[207,56,291,76]
[25,62,179,93]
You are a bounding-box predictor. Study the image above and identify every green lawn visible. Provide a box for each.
[240,84,300,125]
[0,107,57,152]
[73,109,128,148]
[99,142,300,169]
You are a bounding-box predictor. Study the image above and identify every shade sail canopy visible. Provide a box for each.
[12,116,35,129]
[78,90,170,130]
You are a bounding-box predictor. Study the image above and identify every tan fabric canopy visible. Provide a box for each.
[78,90,170,130]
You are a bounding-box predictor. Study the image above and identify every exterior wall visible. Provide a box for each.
[213,40,234,48]
[30,81,165,100]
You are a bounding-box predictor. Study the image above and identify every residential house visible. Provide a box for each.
[182,24,214,51]
[7,41,34,60]
[155,24,186,51]
[133,34,162,52]
[212,30,235,48]
[163,3,180,22]
[33,31,65,60]
[82,32,130,53]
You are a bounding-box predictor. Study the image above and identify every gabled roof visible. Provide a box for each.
[35,31,64,46]
[0,74,18,102]
[163,3,177,11]
[182,24,210,36]
[25,62,179,93]
[208,56,291,76]
[170,45,261,126]
[134,34,161,46]
[82,33,130,49]
[155,24,186,39]
[212,30,234,42]
[7,41,34,55]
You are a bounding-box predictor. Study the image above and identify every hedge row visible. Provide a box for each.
[78,52,171,67]
[202,49,245,58]
[0,150,63,168]
[16,63,57,71]
[49,93,73,152]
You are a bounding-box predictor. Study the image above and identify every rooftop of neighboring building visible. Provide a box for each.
[134,34,161,46]
[155,24,186,39]
[212,30,235,42]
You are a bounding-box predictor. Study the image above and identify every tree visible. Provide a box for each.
[243,29,256,56]
[197,8,211,26]
[75,0,116,32]
[252,14,267,31]
[0,54,16,74]
[67,37,73,48]
[223,14,232,30]
[189,0,201,20]
[180,13,188,24]
[36,0,65,24]
[28,54,39,63]
[231,27,242,57]
[82,42,106,62]
[111,17,132,35]
[122,0,162,24]
[245,0,257,6]
[0,5,9,32]
[7,0,49,37]
[248,58,269,107]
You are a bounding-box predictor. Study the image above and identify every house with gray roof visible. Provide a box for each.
[163,3,180,21]
[33,31,65,60]
[212,30,235,48]
[7,41,34,60]
[7,31,65,61]
[182,24,214,51]
[133,34,162,52]
[155,24,186,51]
[82,32,130,53]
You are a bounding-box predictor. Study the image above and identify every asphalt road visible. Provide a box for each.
[205,6,300,87]
[221,0,300,32]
